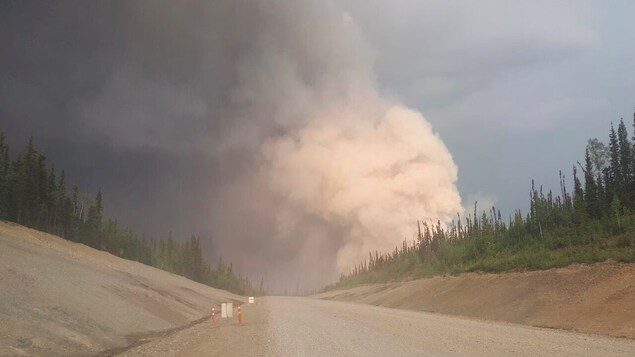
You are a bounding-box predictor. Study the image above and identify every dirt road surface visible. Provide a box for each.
[118,297,635,357]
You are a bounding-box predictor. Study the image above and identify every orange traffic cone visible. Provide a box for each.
[237,305,243,325]
[211,306,217,327]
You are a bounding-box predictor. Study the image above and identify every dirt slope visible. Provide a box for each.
[315,262,635,338]
[0,221,244,356]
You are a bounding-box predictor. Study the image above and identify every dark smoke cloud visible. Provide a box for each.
[0,1,461,290]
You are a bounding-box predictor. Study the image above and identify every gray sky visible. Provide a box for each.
[344,0,635,213]
[0,1,633,288]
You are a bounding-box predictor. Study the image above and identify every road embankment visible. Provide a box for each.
[0,221,244,356]
[315,261,635,338]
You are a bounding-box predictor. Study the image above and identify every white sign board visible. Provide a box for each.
[221,303,234,318]
[249,297,255,304]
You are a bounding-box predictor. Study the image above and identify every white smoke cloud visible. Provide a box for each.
[263,103,462,270]
[205,1,464,287]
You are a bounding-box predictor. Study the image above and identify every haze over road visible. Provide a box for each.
[118,297,635,357]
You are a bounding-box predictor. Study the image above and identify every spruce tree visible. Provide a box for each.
[608,123,620,205]
[632,109,635,205]
[583,149,601,218]
[617,119,633,207]
[85,188,104,247]
[572,166,586,224]
[0,132,8,219]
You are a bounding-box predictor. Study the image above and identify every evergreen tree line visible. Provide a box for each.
[327,112,635,290]
[0,133,264,296]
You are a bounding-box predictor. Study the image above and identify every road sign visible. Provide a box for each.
[221,303,234,318]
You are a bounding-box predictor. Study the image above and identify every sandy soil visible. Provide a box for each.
[0,221,244,356]
[314,261,635,339]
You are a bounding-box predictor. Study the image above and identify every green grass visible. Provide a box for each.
[324,224,635,292]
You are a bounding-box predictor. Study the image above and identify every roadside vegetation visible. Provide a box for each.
[0,133,263,296]
[325,113,635,291]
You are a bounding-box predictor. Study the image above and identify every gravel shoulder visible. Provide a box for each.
[115,301,272,357]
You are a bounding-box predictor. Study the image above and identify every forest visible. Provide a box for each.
[0,134,262,296]
[326,112,635,291]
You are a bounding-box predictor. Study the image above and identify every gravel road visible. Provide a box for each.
[118,297,635,356]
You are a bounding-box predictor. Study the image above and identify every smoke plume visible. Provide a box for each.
[0,1,462,290]
[204,1,463,288]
